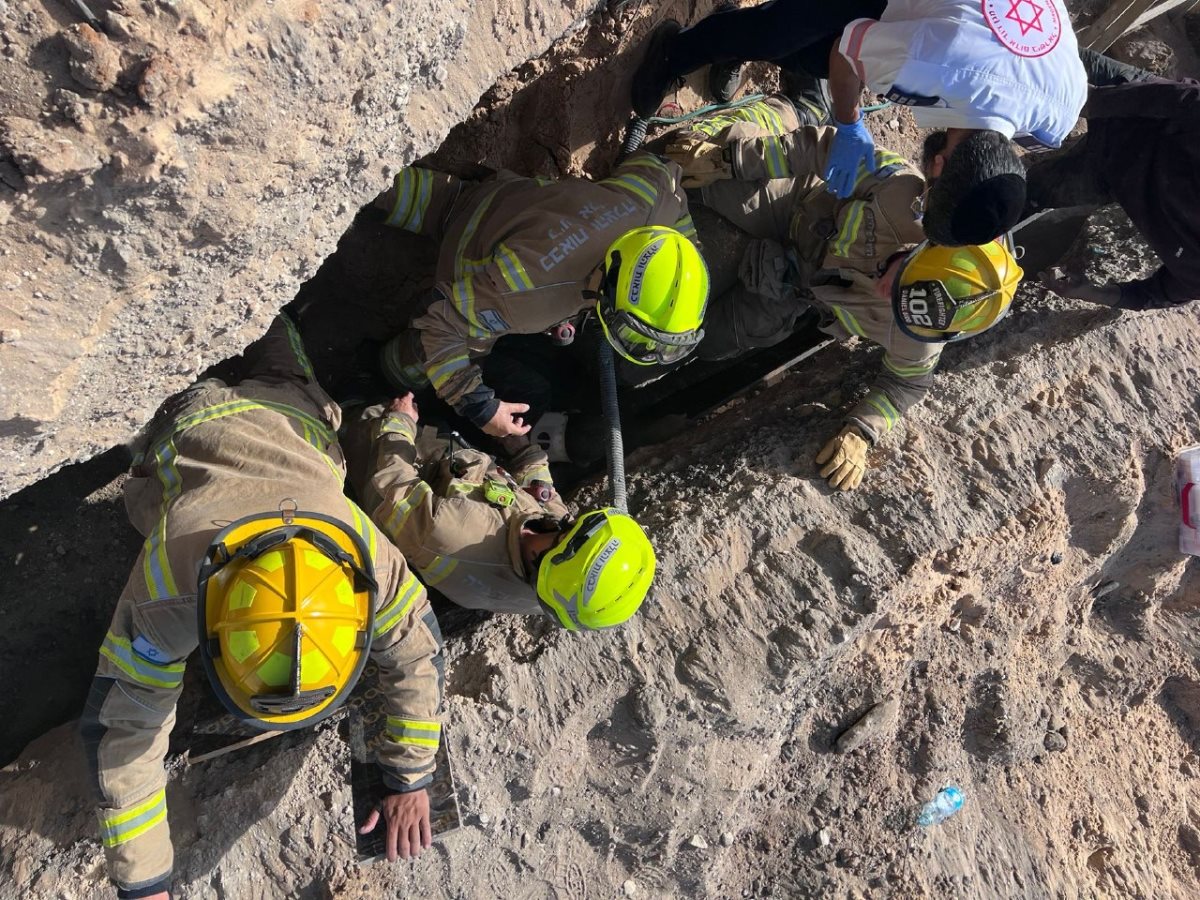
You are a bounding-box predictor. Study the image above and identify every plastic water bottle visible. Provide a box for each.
[917,786,964,827]
[1178,445,1200,557]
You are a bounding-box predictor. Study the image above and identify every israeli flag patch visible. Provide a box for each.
[132,634,169,663]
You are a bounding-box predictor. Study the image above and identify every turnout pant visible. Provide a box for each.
[1024,52,1156,213]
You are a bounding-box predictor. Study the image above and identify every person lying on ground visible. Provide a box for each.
[80,317,444,898]
[1029,51,1200,311]
[343,392,655,631]
[664,89,1023,490]
[631,0,1087,242]
[371,152,709,443]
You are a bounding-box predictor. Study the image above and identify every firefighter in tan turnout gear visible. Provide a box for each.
[80,318,444,899]
[347,393,657,630]
[374,153,709,439]
[664,90,1023,490]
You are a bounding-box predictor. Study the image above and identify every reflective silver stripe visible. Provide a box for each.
[406,168,433,231]
[379,416,417,440]
[99,633,185,689]
[142,439,180,598]
[763,136,789,178]
[374,573,423,638]
[420,555,458,586]
[428,354,470,390]
[98,789,167,848]
[864,391,900,429]
[281,316,317,381]
[386,716,441,747]
[382,481,431,540]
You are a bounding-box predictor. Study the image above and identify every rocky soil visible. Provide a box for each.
[0,0,603,497]
[2,2,1199,900]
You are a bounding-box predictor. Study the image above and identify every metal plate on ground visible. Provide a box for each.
[345,660,462,861]
[348,717,462,861]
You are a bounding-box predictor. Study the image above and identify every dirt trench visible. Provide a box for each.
[2,2,1200,899]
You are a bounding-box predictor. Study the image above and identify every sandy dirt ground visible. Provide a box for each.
[2,2,1199,899]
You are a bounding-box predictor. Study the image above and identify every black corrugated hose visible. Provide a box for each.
[598,115,648,513]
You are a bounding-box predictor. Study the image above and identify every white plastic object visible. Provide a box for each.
[1179,445,1200,557]
[917,786,964,827]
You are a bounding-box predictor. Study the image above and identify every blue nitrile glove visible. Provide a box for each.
[824,117,877,199]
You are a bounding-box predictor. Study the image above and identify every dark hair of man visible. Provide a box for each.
[920,129,949,173]
[923,130,1026,246]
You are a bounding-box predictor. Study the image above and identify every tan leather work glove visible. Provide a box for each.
[663,135,732,188]
[815,425,870,491]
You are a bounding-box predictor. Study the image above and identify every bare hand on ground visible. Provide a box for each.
[389,392,419,422]
[483,401,532,437]
[358,789,432,861]
[1039,270,1120,307]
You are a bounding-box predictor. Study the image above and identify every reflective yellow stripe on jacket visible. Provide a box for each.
[381,481,432,542]
[281,316,317,381]
[830,201,867,258]
[427,353,471,391]
[386,167,435,231]
[374,572,423,639]
[420,555,459,587]
[603,172,658,206]
[139,398,340,599]
[343,500,378,563]
[864,390,900,430]
[494,243,535,292]
[142,438,182,599]
[379,414,418,443]
[98,789,167,848]
[762,135,790,179]
[830,304,866,338]
[882,354,939,379]
[449,278,491,339]
[99,633,185,689]
[386,717,441,748]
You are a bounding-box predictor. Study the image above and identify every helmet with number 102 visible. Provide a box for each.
[892,237,1024,343]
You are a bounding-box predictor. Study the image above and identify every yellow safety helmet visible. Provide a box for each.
[596,226,709,366]
[197,510,377,730]
[892,236,1024,343]
[535,508,656,631]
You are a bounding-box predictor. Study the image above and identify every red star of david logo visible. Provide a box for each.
[1005,0,1045,36]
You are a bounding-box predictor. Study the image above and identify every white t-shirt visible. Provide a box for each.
[838,0,1087,146]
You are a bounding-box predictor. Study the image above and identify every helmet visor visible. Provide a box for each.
[601,298,704,365]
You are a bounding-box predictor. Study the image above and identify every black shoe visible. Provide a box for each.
[707,61,746,103]
[631,20,682,118]
[781,67,832,126]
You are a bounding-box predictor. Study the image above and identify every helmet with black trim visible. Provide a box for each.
[534,508,655,630]
[892,236,1024,343]
[596,226,709,366]
[197,511,377,730]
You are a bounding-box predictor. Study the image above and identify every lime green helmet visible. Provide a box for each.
[535,508,656,630]
[597,226,709,366]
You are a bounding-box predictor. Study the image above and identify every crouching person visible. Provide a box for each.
[346,393,655,631]
[80,317,444,898]
[371,155,710,440]
[664,90,1024,490]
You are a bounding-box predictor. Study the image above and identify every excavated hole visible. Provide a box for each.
[0,48,827,767]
